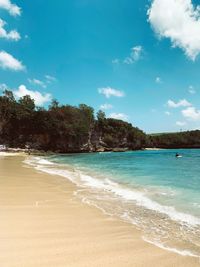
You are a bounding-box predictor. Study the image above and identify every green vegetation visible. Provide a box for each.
[1,90,200,152]
[0,90,147,152]
[149,131,200,148]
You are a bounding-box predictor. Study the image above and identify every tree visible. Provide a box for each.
[49,99,59,110]
[79,104,95,150]
[3,90,15,102]
[96,110,106,140]
[19,95,35,111]
[97,110,105,121]
[79,104,94,125]
[0,90,17,141]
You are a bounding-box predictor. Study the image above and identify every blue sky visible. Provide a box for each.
[1,0,200,133]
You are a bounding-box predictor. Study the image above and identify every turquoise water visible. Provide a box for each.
[26,149,200,257]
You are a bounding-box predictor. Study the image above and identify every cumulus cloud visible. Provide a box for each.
[14,85,52,106]
[0,18,20,41]
[109,113,129,121]
[100,103,113,110]
[0,0,21,16]
[28,78,46,88]
[182,106,200,121]
[124,46,143,64]
[167,99,191,108]
[148,0,200,61]
[0,51,25,71]
[98,87,125,98]
[176,121,187,126]
[165,111,171,115]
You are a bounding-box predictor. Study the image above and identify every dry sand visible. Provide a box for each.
[0,155,199,267]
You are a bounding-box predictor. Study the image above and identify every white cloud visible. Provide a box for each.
[188,85,196,94]
[176,121,187,126]
[0,83,8,91]
[182,106,200,121]
[155,76,162,83]
[148,0,200,60]
[28,78,46,88]
[0,51,25,71]
[98,87,125,98]
[109,113,129,121]
[165,111,171,115]
[45,75,57,83]
[0,18,20,41]
[167,99,191,108]
[100,103,113,110]
[14,85,52,106]
[124,46,143,64]
[0,0,21,16]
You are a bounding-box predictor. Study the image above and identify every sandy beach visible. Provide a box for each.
[0,154,199,267]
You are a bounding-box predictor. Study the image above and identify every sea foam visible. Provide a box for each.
[25,156,200,227]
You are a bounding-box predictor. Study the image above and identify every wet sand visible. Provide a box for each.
[0,154,199,267]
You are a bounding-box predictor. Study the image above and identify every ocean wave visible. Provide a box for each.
[25,157,54,166]
[142,237,200,258]
[24,156,200,227]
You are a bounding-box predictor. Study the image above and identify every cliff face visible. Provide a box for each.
[79,119,147,153]
[27,121,147,153]
[0,118,147,153]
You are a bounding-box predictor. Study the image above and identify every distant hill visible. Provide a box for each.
[148,132,178,137]
[149,130,200,149]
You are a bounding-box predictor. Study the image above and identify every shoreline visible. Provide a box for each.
[0,154,199,266]
[1,146,200,157]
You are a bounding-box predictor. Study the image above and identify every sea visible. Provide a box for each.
[25,149,200,257]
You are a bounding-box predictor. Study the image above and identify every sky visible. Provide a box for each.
[1,0,200,133]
